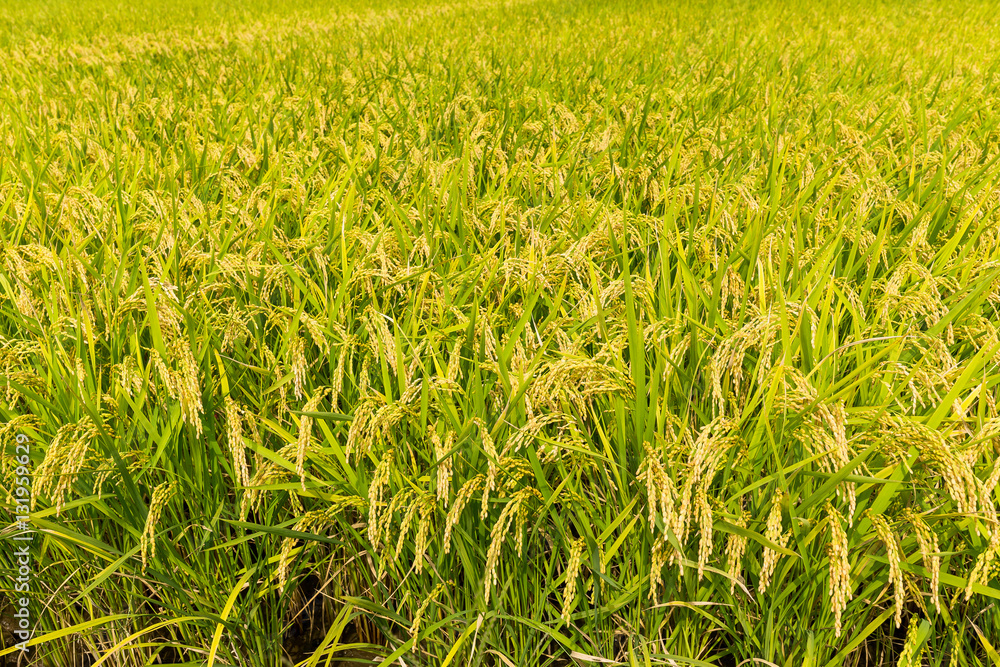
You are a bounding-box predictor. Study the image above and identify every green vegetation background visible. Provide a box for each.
[3,0,1000,664]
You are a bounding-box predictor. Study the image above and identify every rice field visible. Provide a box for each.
[3,0,1000,664]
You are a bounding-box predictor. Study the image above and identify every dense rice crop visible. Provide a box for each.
[3,0,1000,664]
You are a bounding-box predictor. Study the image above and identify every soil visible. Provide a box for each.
[283,621,380,666]
[0,597,379,666]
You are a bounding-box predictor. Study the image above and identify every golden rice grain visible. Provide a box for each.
[446,333,465,382]
[169,339,204,437]
[289,334,307,401]
[896,615,924,667]
[391,494,421,572]
[758,489,787,596]
[141,480,177,573]
[965,528,1000,601]
[479,418,499,520]
[225,395,249,489]
[696,485,713,582]
[367,449,395,546]
[826,503,852,638]
[410,582,446,639]
[868,511,905,626]
[33,416,100,514]
[484,487,541,605]
[905,509,940,614]
[560,537,586,625]
[724,511,749,595]
[445,474,484,553]
[649,536,670,600]
[295,387,331,490]
[638,443,677,534]
[413,495,434,574]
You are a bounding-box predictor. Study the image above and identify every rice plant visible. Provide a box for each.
[3,0,1000,664]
